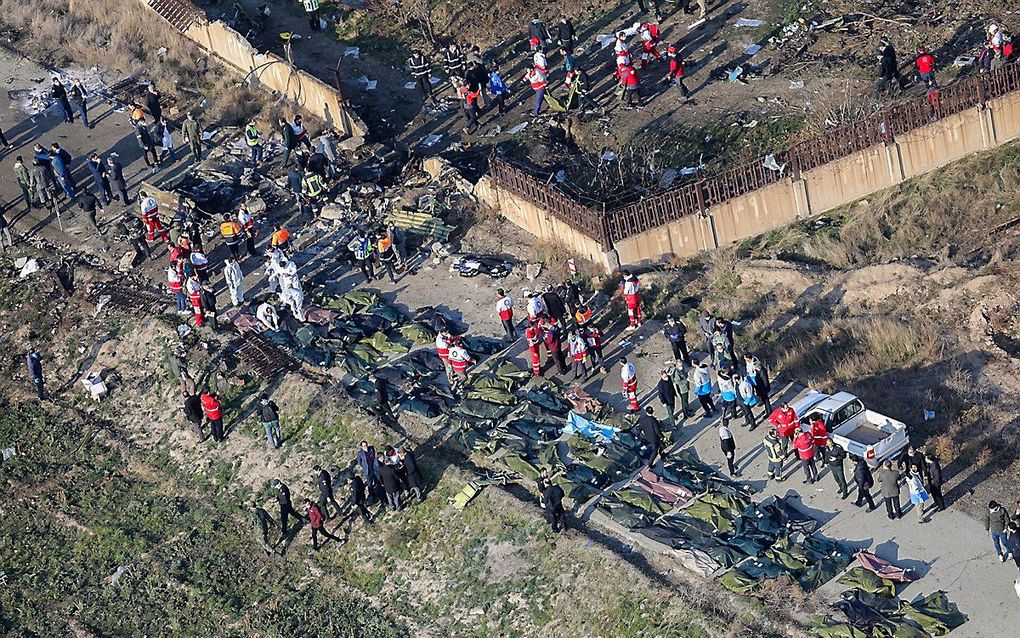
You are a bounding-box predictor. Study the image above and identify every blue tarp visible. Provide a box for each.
[563,411,620,441]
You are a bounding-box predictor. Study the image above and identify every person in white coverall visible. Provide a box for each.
[223,257,245,307]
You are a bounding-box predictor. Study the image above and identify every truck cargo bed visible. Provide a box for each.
[844,423,887,445]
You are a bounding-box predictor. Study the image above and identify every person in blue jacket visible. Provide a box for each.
[488,62,511,115]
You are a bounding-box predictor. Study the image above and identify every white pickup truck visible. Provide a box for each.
[791,391,909,466]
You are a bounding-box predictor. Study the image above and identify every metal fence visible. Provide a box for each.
[489,63,1020,248]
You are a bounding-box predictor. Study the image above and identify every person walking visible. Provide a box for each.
[201,388,224,442]
[925,449,946,511]
[182,113,203,162]
[76,192,106,238]
[69,79,90,128]
[662,315,690,365]
[793,427,818,484]
[258,393,282,449]
[664,45,691,101]
[763,427,784,481]
[875,37,904,98]
[556,15,575,53]
[272,479,305,537]
[398,447,425,503]
[488,62,511,115]
[986,500,1012,562]
[134,116,160,170]
[348,231,375,282]
[915,46,937,87]
[620,357,640,412]
[638,406,666,466]
[620,271,642,330]
[853,457,878,511]
[26,349,44,400]
[719,423,738,476]
[349,474,373,524]
[305,499,342,550]
[378,456,402,512]
[907,468,931,523]
[408,50,433,102]
[52,78,74,123]
[540,477,567,533]
[879,460,902,520]
[692,361,715,417]
[824,441,849,498]
[314,465,342,519]
[250,504,275,555]
[525,64,548,117]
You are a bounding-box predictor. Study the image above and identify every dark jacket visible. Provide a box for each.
[378,462,400,494]
[663,321,687,344]
[528,19,550,42]
[259,400,280,423]
[854,460,874,490]
[182,394,203,424]
[985,505,1009,533]
[317,468,334,498]
[880,45,898,79]
[135,121,154,148]
[287,169,303,194]
[562,282,580,307]
[557,20,575,44]
[638,413,662,445]
[542,290,567,321]
[200,289,217,312]
[107,160,126,186]
[351,474,367,504]
[926,456,943,487]
[401,450,424,489]
[51,83,67,101]
[879,468,900,498]
[825,444,846,467]
[542,482,565,512]
[656,378,676,406]
[275,483,293,507]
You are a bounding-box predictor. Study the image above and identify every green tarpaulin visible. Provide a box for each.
[315,290,379,315]
[398,322,437,345]
[360,331,411,355]
[838,567,897,597]
[613,487,670,517]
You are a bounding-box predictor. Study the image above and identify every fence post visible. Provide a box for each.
[977,77,987,109]
[695,180,707,216]
[881,110,894,145]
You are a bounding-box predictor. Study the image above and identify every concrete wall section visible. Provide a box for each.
[988,91,1020,144]
[897,109,987,179]
[800,144,897,214]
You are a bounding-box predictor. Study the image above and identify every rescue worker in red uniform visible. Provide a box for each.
[185,275,204,327]
[639,22,662,68]
[621,270,642,330]
[768,402,798,458]
[448,342,474,392]
[620,357,639,411]
[793,427,818,484]
[525,321,544,376]
[435,330,453,381]
[167,266,186,313]
[811,417,829,450]
[664,44,691,100]
[496,288,516,342]
[584,323,607,373]
[200,389,224,442]
[138,190,168,242]
[543,319,569,374]
[567,330,589,380]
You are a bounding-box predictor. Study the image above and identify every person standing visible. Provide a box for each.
[398,447,425,503]
[768,402,798,458]
[557,16,575,53]
[719,423,738,476]
[542,321,567,375]
[670,363,690,419]
[106,156,130,205]
[272,479,305,537]
[692,361,715,417]
[200,283,218,330]
[488,62,511,115]
[76,192,106,238]
[378,456,402,512]
[0,213,12,251]
[540,477,567,533]
[664,45,691,101]
[824,441,849,498]
[87,153,113,204]
[525,321,543,377]
[925,449,945,511]
[52,78,74,123]
[182,392,205,440]
[219,214,243,260]
[744,354,772,415]
[144,84,163,122]
[314,465,342,520]
[303,0,322,30]
[763,427,784,482]
[875,37,904,98]
[717,373,737,426]
[495,289,516,342]
[542,286,567,327]
[736,374,757,429]
[201,388,224,442]
[906,468,931,523]
[619,357,640,412]
[698,310,715,358]
[657,370,677,430]
[638,406,666,466]
[915,46,937,87]
[69,79,89,128]
[250,504,276,555]
[237,206,257,256]
[26,349,44,400]
[408,50,433,103]
[793,427,818,484]
[853,457,878,511]
[448,340,475,392]
[567,330,589,381]
[223,257,245,307]
[49,143,75,200]
[662,315,690,365]
[243,120,263,166]
[986,500,1011,562]
[182,113,202,162]
[13,156,32,212]
[29,159,57,216]
[259,393,282,449]
[386,223,407,269]
[620,271,642,330]
[376,233,398,284]
[134,116,160,170]
[525,64,548,117]
[357,441,380,498]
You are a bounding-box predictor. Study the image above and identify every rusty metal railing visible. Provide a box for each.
[489,63,1020,247]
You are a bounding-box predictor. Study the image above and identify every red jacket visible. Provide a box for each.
[307,502,325,529]
[811,418,828,448]
[525,324,543,349]
[621,66,639,88]
[915,53,935,75]
[793,431,815,459]
[769,406,798,437]
[200,393,222,420]
[668,58,685,79]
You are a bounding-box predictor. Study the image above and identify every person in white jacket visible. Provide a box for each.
[276,257,301,294]
[279,283,305,322]
[256,301,280,331]
[223,257,245,307]
[265,247,284,293]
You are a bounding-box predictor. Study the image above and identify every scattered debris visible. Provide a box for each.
[18,258,40,278]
